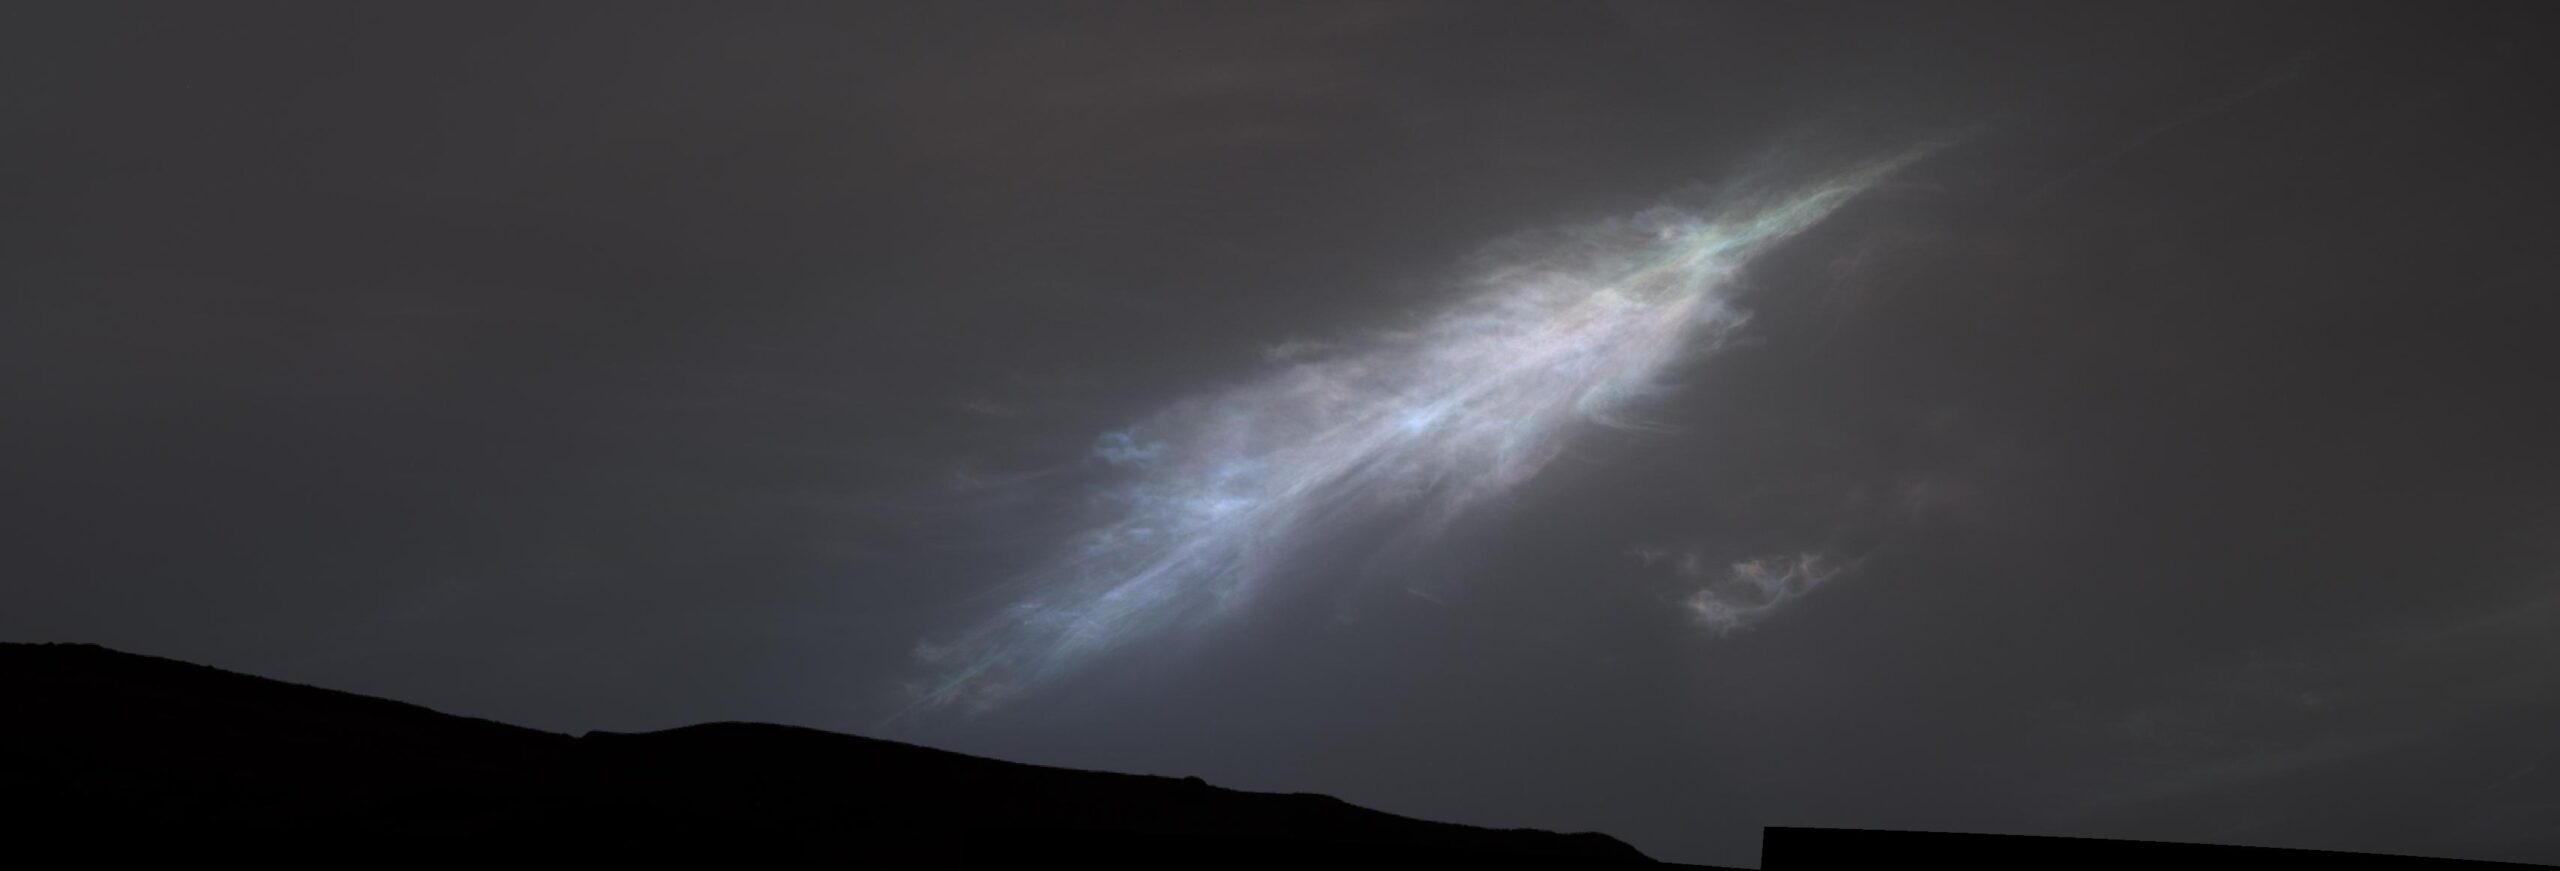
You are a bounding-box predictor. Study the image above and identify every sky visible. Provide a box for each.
[7,2,2558,866]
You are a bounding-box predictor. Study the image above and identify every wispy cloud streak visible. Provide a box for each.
[898,150,1936,716]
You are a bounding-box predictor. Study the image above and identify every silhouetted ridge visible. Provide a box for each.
[0,642,1653,862]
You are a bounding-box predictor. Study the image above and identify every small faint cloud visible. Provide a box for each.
[1632,547,1859,635]
[1689,552,1857,634]
[1261,338,1333,363]
[1092,427,1168,467]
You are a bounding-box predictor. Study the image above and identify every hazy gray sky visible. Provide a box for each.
[7,3,2556,865]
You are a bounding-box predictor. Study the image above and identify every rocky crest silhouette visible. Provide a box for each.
[1,642,1654,862]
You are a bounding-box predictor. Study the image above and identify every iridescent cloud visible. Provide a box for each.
[898,149,1937,716]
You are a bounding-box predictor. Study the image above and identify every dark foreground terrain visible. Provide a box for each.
[8,642,2545,868]
[0,642,1654,862]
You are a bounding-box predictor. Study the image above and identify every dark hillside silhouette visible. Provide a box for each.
[0,642,1655,862]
